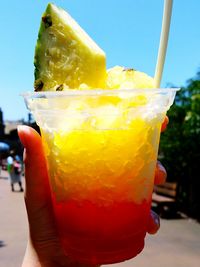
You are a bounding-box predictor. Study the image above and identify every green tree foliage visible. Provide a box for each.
[159,70,200,220]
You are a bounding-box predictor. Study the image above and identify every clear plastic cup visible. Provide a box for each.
[22,88,178,264]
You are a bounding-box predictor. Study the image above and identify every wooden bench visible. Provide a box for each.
[152,182,178,217]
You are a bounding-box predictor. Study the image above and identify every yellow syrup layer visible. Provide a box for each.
[42,116,162,205]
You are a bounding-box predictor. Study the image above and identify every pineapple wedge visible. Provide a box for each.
[34,3,106,91]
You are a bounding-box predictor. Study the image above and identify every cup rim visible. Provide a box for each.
[21,88,180,99]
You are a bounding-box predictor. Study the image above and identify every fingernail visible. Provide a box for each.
[148,211,160,235]
[152,212,160,228]
[17,125,30,148]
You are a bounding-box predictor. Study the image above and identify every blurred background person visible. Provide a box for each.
[7,152,23,192]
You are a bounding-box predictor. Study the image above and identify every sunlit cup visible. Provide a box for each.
[23,88,178,264]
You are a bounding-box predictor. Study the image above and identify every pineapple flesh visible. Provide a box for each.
[34,4,155,92]
[106,66,155,89]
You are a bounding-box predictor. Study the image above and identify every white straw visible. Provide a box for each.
[154,0,173,87]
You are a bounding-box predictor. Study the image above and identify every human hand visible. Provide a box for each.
[18,117,167,267]
[18,126,94,267]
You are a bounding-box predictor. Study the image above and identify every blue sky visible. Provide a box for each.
[0,0,200,120]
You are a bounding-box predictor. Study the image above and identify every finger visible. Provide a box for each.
[147,210,160,235]
[161,116,169,132]
[17,126,58,249]
[154,161,167,185]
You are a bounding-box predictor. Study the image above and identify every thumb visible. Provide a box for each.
[17,126,57,244]
[17,125,50,200]
[18,126,87,267]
